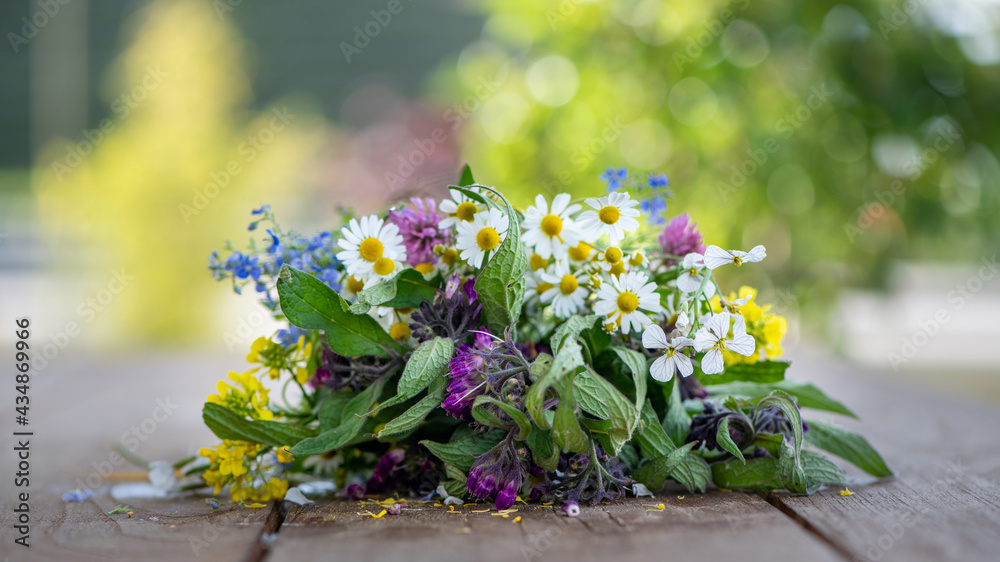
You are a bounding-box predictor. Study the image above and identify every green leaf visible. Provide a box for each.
[662,377,691,447]
[575,366,639,455]
[608,347,647,432]
[671,454,712,493]
[635,400,676,458]
[751,433,784,457]
[526,428,559,471]
[778,439,809,493]
[369,337,454,415]
[202,403,315,447]
[711,456,784,492]
[526,340,583,429]
[550,315,594,355]
[471,395,532,440]
[473,186,528,333]
[552,376,590,454]
[705,380,857,418]
[527,353,553,381]
[350,269,436,314]
[805,420,893,477]
[580,318,611,359]
[421,432,504,472]
[318,390,355,431]
[458,163,475,187]
[277,265,403,357]
[800,450,847,493]
[376,380,447,438]
[290,376,388,455]
[716,417,746,464]
[633,442,697,490]
[695,360,790,385]
[756,390,804,467]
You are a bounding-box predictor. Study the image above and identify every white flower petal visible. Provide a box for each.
[701,348,724,375]
[642,324,669,350]
[703,245,735,270]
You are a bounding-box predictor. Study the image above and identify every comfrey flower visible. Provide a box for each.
[658,214,705,266]
[593,271,663,334]
[642,324,694,382]
[336,215,407,282]
[442,331,496,419]
[467,437,527,510]
[521,193,581,259]
[387,197,451,267]
[703,244,766,270]
[577,192,641,245]
[693,312,756,375]
[410,274,481,342]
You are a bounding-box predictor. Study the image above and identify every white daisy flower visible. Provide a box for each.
[676,253,716,299]
[336,215,407,282]
[593,271,663,334]
[642,324,694,382]
[455,208,510,268]
[703,245,767,270]
[438,188,483,230]
[539,261,588,318]
[577,192,641,245]
[521,193,582,259]
[693,312,756,375]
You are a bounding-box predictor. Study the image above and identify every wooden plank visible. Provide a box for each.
[268,495,843,562]
[769,351,1000,562]
[0,491,275,561]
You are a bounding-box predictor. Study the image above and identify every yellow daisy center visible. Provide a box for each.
[609,261,625,276]
[358,237,384,262]
[540,214,563,237]
[389,322,411,341]
[476,227,501,251]
[604,247,622,264]
[530,253,548,271]
[373,257,395,276]
[415,263,435,274]
[456,202,478,222]
[598,205,620,225]
[568,242,590,261]
[441,248,458,265]
[559,274,579,296]
[630,253,644,266]
[536,282,555,296]
[346,275,366,294]
[616,291,639,313]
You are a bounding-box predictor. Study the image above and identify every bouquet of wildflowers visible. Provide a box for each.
[188,166,891,510]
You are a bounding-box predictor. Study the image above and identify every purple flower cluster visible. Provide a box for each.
[442,330,495,420]
[387,197,451,267]
[467,439,526,510]
[657,213,705,266]
[410,274,481,342]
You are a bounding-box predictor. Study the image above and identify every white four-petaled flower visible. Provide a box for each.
[703,245,767,270]
[642,324,694,382]
[676,253,716,298]
[693,311,756,374]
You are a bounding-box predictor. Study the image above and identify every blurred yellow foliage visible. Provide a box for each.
[34,0,324,343]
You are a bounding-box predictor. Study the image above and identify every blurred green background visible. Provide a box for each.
[1,0,998,389]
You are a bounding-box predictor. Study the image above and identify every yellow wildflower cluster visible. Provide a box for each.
[246,335,314,384]
[206,370,274,420]
[199,440,290,503]
[710,286,788,365]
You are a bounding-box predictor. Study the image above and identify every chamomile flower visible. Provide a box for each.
[595,246,627,277]
[456,208,510,268]
[336,215,407,282]
[539,261,588,318]
[521,193,582,259]
[438,188,483,229]
[642,324,694,382]
[676,253,716,298]
[577,192,641,245]
[703,245,767,270]
[693,312,755,375]
[593,271,662,334]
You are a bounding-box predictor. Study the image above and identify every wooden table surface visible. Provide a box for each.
[1,348,998,562]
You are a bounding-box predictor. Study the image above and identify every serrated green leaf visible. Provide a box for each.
[421,432,504,472]
[716,417,746,464]
[376,379,447,438]
[471,395,532,440]
[290,376,388,455]
[550,315,594,354]
[634,442,697,490]
[368,337,453,415]
[575,366,638,454]
[526,428,559,471]
[526,340,583,429]
[799,450,847,493]
[473,187,528,333]
[805,420,893,477]
[671,454,712,493]
[695,360,790,385]
[705,380,857,418]
[277,265,403,357]
[202,403,316,447]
